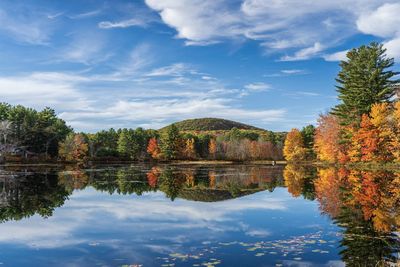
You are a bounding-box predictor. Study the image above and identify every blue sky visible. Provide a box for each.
[0,0,399,132]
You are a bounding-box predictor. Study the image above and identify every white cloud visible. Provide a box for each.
[0,73,90,110]
[0,8,52,45]
[69,10,102,19]
[265,69,309,77]
[0,190,286,248]
[384,37,400,60]
[356,3,400,38]
[145,63,194,77]
[99,18,148,29]
[244,82,271,92]
[144,0,400,61]
[356,3,400,60]
[58,32,110,65]
[280,42,324,61]
[323,50,348,62]
[60,98,286,130]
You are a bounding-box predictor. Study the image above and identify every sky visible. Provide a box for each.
[0,0,399,132]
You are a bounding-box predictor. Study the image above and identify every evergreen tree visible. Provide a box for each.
[160,124,181,160]
[332,42,399,125]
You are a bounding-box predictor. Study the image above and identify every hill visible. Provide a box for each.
[161,118,263,131]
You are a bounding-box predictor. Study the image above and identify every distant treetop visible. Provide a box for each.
[160,118,262,131]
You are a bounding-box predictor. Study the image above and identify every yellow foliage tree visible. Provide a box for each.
[314,114,340,162]
[369,102,394,161]
[183,138,196,159]
[283,128,307,162]
[208,139,217,159]
[392,102,400,162]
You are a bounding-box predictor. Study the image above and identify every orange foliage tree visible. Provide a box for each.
[348,114,379,162]
[147,137,161,159]
[314,168,344,218]
[314,114,340,162]
[283,128,306,162]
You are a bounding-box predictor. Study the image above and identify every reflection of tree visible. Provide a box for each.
[283,164,316,200]
[0,172,70,222]
[159,168,185,201]
[58,167,89,191]
[146,167,160,188]
[315,167,400,266]
[335,206,399,267]
[116,169,153,195]
[315,167,344,217]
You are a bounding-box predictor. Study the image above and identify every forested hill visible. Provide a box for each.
[160,118,263,131]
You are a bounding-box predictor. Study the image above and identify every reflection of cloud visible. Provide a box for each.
[246,229,270,237]
[0,190,285,249]
[282,260,345,267]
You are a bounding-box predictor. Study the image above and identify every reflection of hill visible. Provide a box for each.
[177,188,262,202]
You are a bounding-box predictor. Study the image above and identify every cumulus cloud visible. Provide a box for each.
[144,0,400,61]
[356,3,400,38]
[356,3,400,60]
[323,50,348,62]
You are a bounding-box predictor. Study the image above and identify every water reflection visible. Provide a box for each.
[0,164,399,266]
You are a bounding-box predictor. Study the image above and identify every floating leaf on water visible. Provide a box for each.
[169,253,188,260]
[255,253,265,257]
[247,247,259,251]
[318,240,327,243]
[312,249,321,253]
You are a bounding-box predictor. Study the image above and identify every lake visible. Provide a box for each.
[0,164,398,266]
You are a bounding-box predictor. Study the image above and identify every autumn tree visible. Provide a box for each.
[369,102,394,161]
[392,102,400,162]
[59,133,88,163]
[208,138,217,159]
[314,114,340,162]
[147,137,161,159]
[283,128,307,162]
[183,138,196,159]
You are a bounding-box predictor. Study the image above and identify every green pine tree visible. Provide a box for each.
[160,124,181,160]
[332,42,399,125]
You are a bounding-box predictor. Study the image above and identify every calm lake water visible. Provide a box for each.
[0,164,398,267]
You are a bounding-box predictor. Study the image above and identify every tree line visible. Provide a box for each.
[0,104,284,163]
[284,42,400,164]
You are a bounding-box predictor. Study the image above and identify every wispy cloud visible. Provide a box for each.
[69,9,102,19]
[280,43,324,61]
[99,18,149,29]
[265,69,309,77]
[0,8,52,45]
[145,0,400,61]
[244,82,271,92]
[145,63,195,77]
